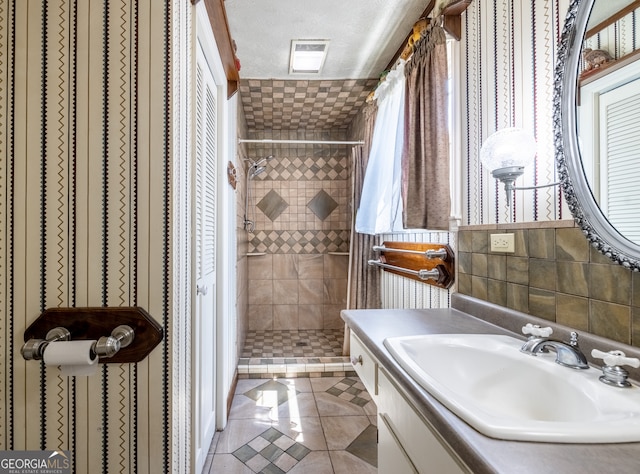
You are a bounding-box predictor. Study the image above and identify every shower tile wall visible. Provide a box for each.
[245,132,350,330]
[247,237,349,330]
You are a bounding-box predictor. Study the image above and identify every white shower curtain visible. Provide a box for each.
[355,60,406,235]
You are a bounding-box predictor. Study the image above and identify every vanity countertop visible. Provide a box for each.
[341,301,640,474]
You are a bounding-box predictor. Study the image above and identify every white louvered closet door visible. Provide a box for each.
[194,40,218,469]
[599,79,640,243]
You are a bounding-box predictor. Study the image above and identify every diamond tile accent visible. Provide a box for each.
[244,380,299,406]
[232,427,310,473]
[257,189,289,221]
[307,190,338,221]
[249,230,349,254]
[247,155,349,181]
[326,377,372,407]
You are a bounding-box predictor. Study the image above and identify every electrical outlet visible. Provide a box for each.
[490,233,515,253]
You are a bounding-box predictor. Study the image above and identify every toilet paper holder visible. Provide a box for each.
[22,324,135,361]
[22,306,163,364]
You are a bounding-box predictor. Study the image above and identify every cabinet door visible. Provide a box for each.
[378,412,419,474]
[378,369,468,473]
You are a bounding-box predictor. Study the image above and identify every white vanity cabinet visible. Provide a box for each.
[349,332,469,473]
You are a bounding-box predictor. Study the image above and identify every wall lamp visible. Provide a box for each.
[479,128,558,208]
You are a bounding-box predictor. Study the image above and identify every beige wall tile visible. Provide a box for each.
[273,280,299,305]
[298,254,324,279]
[323,305,345,329]
[248,304,273,330]
[324,278,348,305]
[299,279,324,304]
[248,254,273,279]
[248,279,274,305]
[298,305,324,329]
[324,254,348,278]
[273,305,299,329]
[273,254,298,279]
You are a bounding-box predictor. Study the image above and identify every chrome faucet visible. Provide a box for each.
[525,331,589,370]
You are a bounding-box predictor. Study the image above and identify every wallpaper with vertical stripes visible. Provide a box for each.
[462,0,571,226]
[367,1,575,310]
[1,0,193,472]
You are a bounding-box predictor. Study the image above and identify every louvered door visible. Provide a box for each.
[599,79,640,243]
[193,40,218,469]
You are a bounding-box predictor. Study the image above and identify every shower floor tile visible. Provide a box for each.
[239,329,352,378]
[242,329,345,358]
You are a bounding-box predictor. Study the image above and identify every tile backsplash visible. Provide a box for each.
[457,221,640,346]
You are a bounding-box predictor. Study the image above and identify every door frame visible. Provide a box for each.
[192,1,236,468]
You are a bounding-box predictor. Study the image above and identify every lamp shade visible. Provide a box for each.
[479,128,537,173]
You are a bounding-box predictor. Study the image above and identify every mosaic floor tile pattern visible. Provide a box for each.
[242,329,344,358]
[203,377,377,474]
[238,329,352,379]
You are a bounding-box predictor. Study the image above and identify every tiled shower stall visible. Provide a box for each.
[245,135,351,332]
[238,78,376,340]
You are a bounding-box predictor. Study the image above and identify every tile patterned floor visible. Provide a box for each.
[239,330,353,379]
[242,329,345,358]
[203,376,377,474]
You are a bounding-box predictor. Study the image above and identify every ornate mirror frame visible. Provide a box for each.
[554,0,640,271]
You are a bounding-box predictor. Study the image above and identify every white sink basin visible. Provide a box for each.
[384,333,640,443]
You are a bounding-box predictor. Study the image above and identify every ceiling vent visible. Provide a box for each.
[289,40,330,74]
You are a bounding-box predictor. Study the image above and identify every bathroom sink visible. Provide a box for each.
[384,333,640,443]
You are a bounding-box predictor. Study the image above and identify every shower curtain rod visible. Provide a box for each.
[238,138,364,145]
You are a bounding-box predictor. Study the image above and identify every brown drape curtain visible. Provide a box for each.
[402,25,450,230]
[343,103,381,355]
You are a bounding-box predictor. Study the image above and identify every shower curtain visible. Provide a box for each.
[344,103,381,355]
[402,24,450,230]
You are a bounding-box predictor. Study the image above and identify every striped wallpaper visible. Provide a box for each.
[461,0,572,226]
[1,0,193,472]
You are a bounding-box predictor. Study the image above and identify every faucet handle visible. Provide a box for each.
[522,323,553,338]
[591,349,639,388]
[591,349,640,368]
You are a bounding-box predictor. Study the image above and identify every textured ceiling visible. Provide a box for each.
[225,0,431,130]
[225,0,430,80]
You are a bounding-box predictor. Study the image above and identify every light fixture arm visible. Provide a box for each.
[492,167,560,208]
[491,166,524,208]
[513,181,560,191]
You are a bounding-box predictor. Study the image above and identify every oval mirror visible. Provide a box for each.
[555,0,640,271]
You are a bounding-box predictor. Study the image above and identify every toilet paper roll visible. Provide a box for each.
[43,340,99,376]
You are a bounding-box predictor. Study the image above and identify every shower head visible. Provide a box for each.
[253,155,275,167]
[250,165,267,178]
[246,155,275,179]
